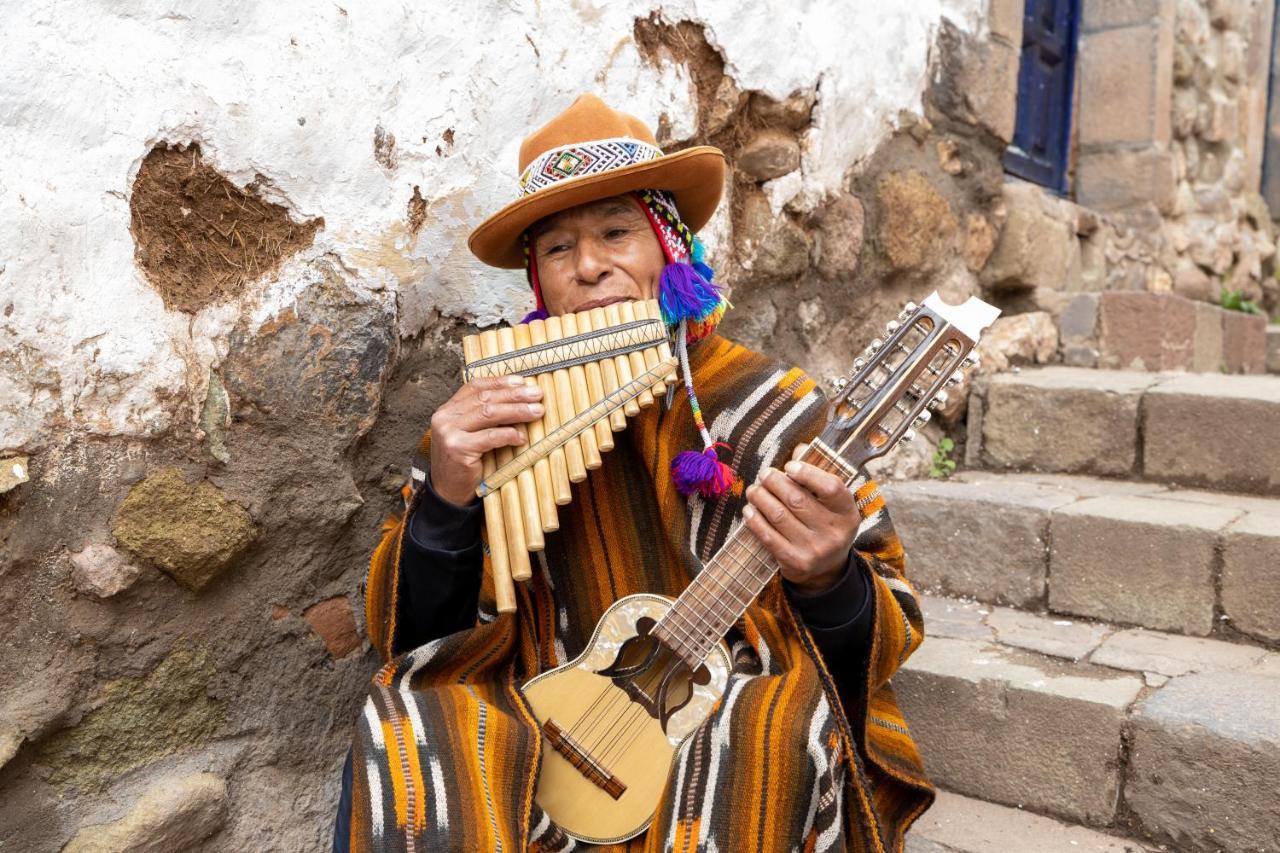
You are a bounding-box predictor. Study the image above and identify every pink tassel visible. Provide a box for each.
[671,443,736,498]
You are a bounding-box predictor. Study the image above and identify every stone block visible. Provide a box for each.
[1128,671,1280,851]
[1142,373,1280,494]
[896,636,1142,824]
[1081,0,1166,30]
[736,129,800,182]
[979,368,1156,476]
[983,181,1079,292]
[1049,495,1237,634]
[1222,512,1280,642]
[1267,324,1280,373]
[884,477,1076,606]
[986,607,1110,661]
[988,0,1024,43]
[303,596,362,659]
[1090,627,1267,676]
[1077,146,1176,212]
[906,790,1155,853]
[1078,23,1171,146]
[875,170,957,272]
[1221,310,1267,373]
[0,455,28,493]
[1096,291,1195,371]
[974,312,1057,372]
[64,773,227,853]
[70,544,141,598]
[112,467,258,592]
[919,595,995,642]
[812,192,864,280]
[1190,299,1225,372]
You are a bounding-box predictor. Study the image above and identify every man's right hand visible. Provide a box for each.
[428,375,544,507]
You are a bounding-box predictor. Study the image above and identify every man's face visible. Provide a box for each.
[529,195,667,316]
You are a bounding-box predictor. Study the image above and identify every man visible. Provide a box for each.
[340,94,932,851]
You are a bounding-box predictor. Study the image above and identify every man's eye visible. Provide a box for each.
[546,243,569,254]
[606,228,628,239]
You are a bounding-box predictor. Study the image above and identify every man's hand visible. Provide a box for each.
[742,448,859,595]
[428,375,544,507]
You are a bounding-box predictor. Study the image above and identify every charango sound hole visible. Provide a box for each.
[596,616,707,734]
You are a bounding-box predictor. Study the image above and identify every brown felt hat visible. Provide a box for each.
[467,94,726,269]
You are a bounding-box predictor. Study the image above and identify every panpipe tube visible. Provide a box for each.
[526,318,573,507]
[560,312,602,469]
[512,322,558,533]
[461,334,516,614]
[603,303,641,417]
[632,300,666,398]
[589,307,628,433]
[618,300,654,409]
[497,326,545,556]
[575,310,615,453]
[480,329,533,582]
[545,316,588,482]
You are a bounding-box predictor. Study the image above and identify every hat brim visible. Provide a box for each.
[467,146,726,269]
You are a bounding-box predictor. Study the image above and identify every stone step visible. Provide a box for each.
[884,471,1280,642]
[895,595,1280,851]
[965,366,1280,496]
[1268,323,1280,373]
[905,790,1160,853]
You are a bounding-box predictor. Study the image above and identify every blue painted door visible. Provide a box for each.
[1004,0,1079,193]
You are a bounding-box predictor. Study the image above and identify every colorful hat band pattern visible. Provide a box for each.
[517,137,664,198]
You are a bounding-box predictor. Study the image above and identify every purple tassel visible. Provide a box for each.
[670,443,736,498]
[521,306,549,323]
[658,262,723,327]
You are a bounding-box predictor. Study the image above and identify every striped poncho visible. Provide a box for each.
[354,333,934,851]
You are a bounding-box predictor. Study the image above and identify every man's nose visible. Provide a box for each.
[573,237,611,285]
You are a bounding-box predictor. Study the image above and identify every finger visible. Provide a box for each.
[742,504,804,571]
[759,465,832,528]
[782,460,855,514]
[460,426,527,455]
[456,400,545,431]
[747,471,809,542]
[468,375,529,394]
[791,442,808,462]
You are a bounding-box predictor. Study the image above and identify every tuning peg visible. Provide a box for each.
[885,319,901,333]
[897,301,917,321]
[913,410,932,428]
[901,428,917,443]
[853,357,866,371]
[832,376,849,392]
[928,390,950,410]
[962,352,981,369]
[946,370,964,386]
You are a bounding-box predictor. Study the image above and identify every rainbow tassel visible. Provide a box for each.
[658,262,726,343]
[671,442,736,498]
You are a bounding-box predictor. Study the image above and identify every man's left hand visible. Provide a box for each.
[742,452,859,595]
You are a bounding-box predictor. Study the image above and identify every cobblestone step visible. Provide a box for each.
[905,790,1160,853]
[884,472,1280,642]
[895,595,1280,851]
[965,366,1280,495]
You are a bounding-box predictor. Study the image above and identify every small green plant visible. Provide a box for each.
[929,436,957,479]
[1219,287,1267,318]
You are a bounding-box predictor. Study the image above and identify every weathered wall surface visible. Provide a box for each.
[0,2,1011,849]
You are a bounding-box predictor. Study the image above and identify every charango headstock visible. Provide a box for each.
[820,291,1001,473]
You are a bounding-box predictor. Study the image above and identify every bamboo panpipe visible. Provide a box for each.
[460,299,678,613]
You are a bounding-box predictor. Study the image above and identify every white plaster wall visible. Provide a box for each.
[0,0,984,455]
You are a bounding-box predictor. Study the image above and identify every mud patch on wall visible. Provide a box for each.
[129,142,323,314]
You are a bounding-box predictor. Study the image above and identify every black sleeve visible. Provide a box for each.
[391,472,485,655]
[783,549,875,700]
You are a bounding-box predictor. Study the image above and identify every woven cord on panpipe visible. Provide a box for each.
[476,355,678,498]
[463,318,668,382]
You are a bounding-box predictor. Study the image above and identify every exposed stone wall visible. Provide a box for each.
[1166,0,1278,310]
[0,3,1015,849]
